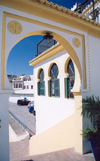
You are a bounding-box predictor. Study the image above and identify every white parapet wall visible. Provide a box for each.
[9,89,34,103]
[9,94,34,103]
[9,124,29,142]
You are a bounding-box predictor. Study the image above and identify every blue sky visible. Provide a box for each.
[7,0,85,76]
[7,35,43,76]
[50,0,84,8]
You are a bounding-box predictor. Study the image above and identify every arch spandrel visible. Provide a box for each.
[2,12,85,91]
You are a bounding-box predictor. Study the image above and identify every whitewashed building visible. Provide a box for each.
[12,75,33,90]
[9,75,34,103]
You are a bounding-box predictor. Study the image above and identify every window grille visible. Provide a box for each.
[38,69,45,96]
[36,38,57,57]
[65,59,75,98]
[49,63,60,97]
[38,81,45,95]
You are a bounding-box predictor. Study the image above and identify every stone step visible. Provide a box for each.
[10,140,29,161]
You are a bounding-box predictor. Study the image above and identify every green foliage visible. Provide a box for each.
[82,96,100,123]
[81,96,100,140]
[81,126,98,141]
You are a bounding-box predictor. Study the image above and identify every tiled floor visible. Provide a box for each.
[10,140,29,161]
[10,140,95,161]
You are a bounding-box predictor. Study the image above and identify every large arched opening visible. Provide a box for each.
[7,30,82,91]
[11,30,83,155]
[3,30,84,157]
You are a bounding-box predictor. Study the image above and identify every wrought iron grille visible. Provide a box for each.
[36,38,57,57]
[65,59,75,99]
[75,0,96,20]
[75,0,92,13]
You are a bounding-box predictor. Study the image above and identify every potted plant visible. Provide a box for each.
[81,96,100,161]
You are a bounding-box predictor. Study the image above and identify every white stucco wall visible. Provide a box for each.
[24,80,33,89]
[34,50,75,134]
[9,94,34,103]
[87,34,100,96]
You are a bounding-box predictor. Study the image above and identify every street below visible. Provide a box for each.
[9,102,36,134]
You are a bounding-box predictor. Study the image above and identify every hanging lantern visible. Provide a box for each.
[43,33,53,44]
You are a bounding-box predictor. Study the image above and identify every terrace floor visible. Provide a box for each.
[10,140,95,161]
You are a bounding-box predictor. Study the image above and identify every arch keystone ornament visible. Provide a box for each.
[8,20,23,34]
[73,37,81,48]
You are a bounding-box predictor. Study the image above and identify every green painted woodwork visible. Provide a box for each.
[38,81,45,96]
[49,78,60,97]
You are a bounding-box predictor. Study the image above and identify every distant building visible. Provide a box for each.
[23,75,33,90]
[12,75,33,90]
[82,0,100,23]
[71,0,100,23]
[7,74,17,84]
[9,75,34,103]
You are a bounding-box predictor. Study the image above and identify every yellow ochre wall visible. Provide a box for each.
[30,114,75,155]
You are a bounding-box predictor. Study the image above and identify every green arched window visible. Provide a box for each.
[49,63,60,97]
[38,69,45,96]
[65,59,75,98]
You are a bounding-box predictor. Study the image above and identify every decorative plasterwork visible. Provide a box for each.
[8,20,23,34]
[73,37,81,48]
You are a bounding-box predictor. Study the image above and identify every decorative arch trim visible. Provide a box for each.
[1,12,86,91]
[63,54,71,76]
[37,67,45,80]
[48,60,60,79]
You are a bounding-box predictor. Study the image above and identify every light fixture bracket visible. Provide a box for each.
[43,33,53,40]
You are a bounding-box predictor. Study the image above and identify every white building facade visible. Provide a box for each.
[12,75,33,90]
[9,75,34,103]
